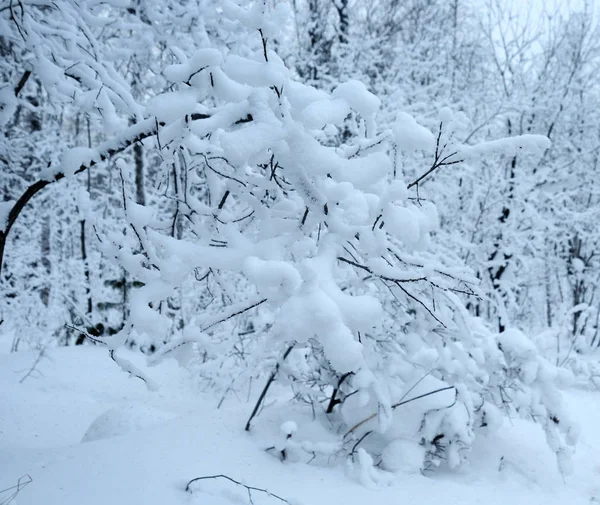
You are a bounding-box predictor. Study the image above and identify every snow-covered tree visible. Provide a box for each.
[0,0,584,479]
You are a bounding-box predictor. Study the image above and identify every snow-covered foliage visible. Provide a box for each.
[48,1,573,475]
[0,0,593,484]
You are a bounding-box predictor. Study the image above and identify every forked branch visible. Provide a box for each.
[407,123,464,190]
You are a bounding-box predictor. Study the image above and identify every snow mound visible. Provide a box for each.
[381,439,426,474]
[81,404,177,443]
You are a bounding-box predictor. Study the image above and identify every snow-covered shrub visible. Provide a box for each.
[0,0,578,478]
[79,1,576,476]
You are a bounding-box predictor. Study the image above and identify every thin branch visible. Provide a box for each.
[344,386,456,437]
[19,348,46,383]
[245,345,294,431]
[326,372,353,413]
[202,154,247,187]
[186,474,289,504]
[14,69,31,96]
[258,28,269,62]
[218,190,230,210]
[202,298,267,333]
[407,155,462,190]
[396,284,447,328]
[148,298,268,365]
[350,431,372,459]
[406,123,464,190]
[391,386,455,410]
[65,324,106,345]
[337,256,426,283]
[0,474,32,505]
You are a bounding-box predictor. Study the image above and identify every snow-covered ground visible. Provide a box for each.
[1,346,599,505]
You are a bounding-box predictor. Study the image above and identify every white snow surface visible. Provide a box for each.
[381,438,426,474]
[1,346,599,505]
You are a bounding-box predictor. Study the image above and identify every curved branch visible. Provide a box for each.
[0,118,161,276]
[186,474,289,503]
[0,112,254,278]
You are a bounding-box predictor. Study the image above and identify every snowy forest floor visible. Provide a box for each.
[1,346,599,505]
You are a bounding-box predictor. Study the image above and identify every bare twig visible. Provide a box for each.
[349,430,372,459]
[201,153,247,187]
[14,69,31,96]
[391,386,455,410]
[337,256,426,284]
[202,298,267,333]
[407,155,462,190]
[19,347,46,383]
[407,123,463,190]
[245,345,294,431]
[0,474,32,505]
[396,283,447,328]
[186,474,289,504]
[258,29,269,62]
[337,255,445,327]
[344,386,456,437]
[326,372,353,414]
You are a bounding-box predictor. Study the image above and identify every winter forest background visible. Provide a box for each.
[1,0,600,503]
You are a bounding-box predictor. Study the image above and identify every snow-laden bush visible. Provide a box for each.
[78,2,575,476]
[1,0,578,478]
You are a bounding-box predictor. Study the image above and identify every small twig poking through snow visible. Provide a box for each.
[185,474,289,504]
[349,431,373,460]
[0,474,32,505]
[19,347,46,383]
